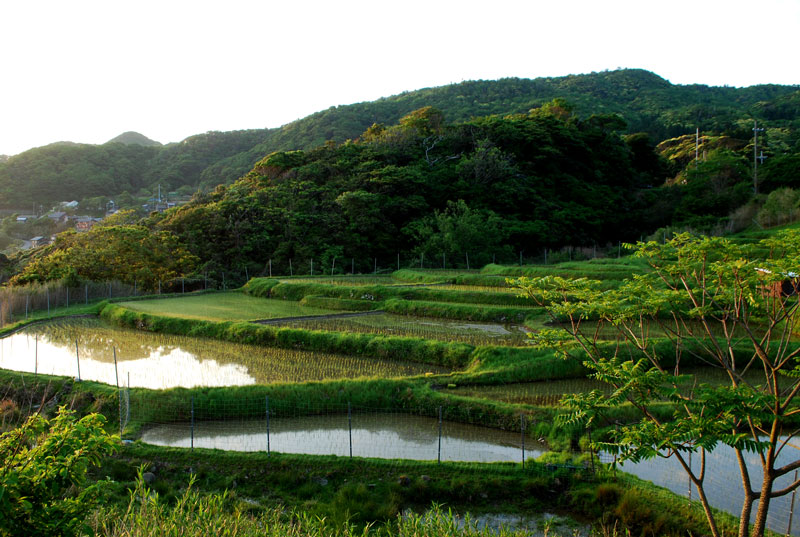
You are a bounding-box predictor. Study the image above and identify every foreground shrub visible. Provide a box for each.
[0,408,117,537]
[92,473,541,536]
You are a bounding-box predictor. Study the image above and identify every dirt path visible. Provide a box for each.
[251,310,385,325]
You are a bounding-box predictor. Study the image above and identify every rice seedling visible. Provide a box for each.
[3,318,445,389]
[446,366,768,406]
[279,276,401,286]
[275,313,533,346]
[423,285,518,294]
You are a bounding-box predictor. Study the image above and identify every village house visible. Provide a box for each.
[47,211,67,224]
[74,216,99,232]
[30,236,50,247]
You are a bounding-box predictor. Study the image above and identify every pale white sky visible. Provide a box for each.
[1,0,798,156]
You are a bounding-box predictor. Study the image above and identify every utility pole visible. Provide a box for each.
[695,128,699,169]
[753,120,765,194]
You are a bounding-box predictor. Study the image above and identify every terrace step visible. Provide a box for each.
[251,310,386,325]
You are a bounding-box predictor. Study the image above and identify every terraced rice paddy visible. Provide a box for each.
[278,276,400,286]
[0,318,445,389]
[275,313,533,345]
[141,413,547,462]
[117,292,336,322]
[445,367,771,406]
[421,284,517,293]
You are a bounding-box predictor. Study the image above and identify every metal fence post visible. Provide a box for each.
[191,395,195,451]
[437,406,442,463]
[74,339,81,381]
[266,396,270,456]
[348,402,352,459]
[787,469,798,537]
[113,347,119,390]
[521,414,526,469]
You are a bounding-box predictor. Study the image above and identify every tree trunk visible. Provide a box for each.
[738,494,755,537]
[694,482,722,537]
[751,471,775,537]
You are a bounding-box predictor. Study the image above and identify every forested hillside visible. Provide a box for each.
[8,104,670,286]
[1,69,797,209]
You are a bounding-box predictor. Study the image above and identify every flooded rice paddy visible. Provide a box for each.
[616,438,800,535]
[446,367,771,406]
[0,318,445,389]
[276,313,532,345]
[141,413,546,463]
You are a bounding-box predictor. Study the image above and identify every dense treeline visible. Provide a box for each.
[139,103,660,279]
[0,130,271,208]
[2,69,798,208]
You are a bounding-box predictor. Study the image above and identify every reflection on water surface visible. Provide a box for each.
[142,413,546,463]
[0,318,444,389]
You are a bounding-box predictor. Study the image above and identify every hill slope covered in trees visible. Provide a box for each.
[1,69,797,209]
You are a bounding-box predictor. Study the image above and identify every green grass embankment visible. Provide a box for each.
[244,278,546,324]
[90,442,741,537]
[384,299,543,323]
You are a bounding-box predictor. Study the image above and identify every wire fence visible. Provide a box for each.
[605,443,800,536]
[120,390,800,534]
[125,393,594,472]
[0,278,210,328]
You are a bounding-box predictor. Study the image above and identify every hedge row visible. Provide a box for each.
[383,298,543,323]
[298,295,383,311]
[245,278,539,307]
[480,262,645,281]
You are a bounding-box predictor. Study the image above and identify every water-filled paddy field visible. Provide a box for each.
[275,313,533,345]
[0,318,445,388]
[446,367,771,405]
[615,438,800,535]
[141,412,546,462]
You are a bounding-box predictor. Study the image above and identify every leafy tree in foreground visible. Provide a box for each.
[513,231,800,537]
[0,408,117,537]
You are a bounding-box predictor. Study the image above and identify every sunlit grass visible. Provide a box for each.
[117,292,337,322]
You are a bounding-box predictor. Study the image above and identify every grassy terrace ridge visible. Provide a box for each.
[245,277,551,308]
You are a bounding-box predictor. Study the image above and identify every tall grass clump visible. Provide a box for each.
[92,472,542,536]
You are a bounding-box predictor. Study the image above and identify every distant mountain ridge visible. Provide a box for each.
[0,68,798,207]
[106,131,161,147]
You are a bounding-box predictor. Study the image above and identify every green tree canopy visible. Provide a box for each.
[514,231,800,537]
